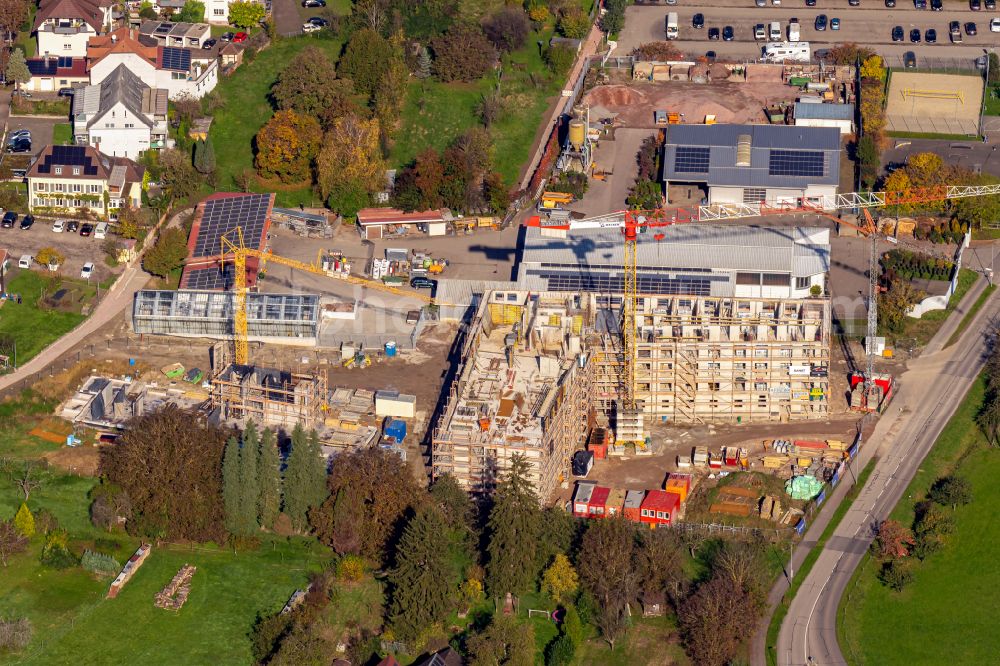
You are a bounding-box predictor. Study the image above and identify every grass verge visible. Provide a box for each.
[764,458,876,666]
[945,283,996,348]
[838,372,996,665]
[887,130,979,142]
[0,270,96,365]
[898,268,978,346]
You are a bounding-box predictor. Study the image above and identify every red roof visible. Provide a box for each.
[641,490,680,513]
[589,486,611,507]
[356,207,445,226]
[376,657,401,666]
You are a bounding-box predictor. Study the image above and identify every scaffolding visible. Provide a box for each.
[210,364,327,430]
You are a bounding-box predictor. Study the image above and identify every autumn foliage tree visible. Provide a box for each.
[631,41,682,62]
[315,114,386,215]
[101,406,229,542]
[431,24,497,82]
[271,47,346,119]
[482,6,530,53]
[254,110,322,183]
[142,226,188,278]
[873,519,915,560]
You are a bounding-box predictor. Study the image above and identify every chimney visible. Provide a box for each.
[111,33,117,43]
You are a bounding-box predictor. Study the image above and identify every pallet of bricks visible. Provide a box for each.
[155,564,197,611]
[762,438,847,477]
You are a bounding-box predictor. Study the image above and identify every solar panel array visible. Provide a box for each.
[57,56,72,68]
[191,194,271,258]
[37,146,98,175]
[768,149,825,177]
[673,146,710,174]
[160,47,191,71]
[181,265,235,291]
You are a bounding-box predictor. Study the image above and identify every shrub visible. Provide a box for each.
[878,559,914,591]
[0,618,32,652]
[40,529,77,569]
[81,549,122,576]
[544,44,576,75]
[546,633,575,666]
[336,554,366,582]
[13,504,33,538]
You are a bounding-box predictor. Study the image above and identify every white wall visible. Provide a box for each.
[87,102,152,159]
[794,118,853,135]
[205,0,230,23]
[90,54,157,87]
[155,60,219,99]
[38,30,93,58]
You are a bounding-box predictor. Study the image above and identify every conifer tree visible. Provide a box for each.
[485,454,541,597]
[303,429,329,511]
[194,137,216,175]
[257,427,281,530]
[222,436,241,535]
[237,422,261,533]
[283,425,328,530]
[416,46,432,79]
[13,503,34,538]
[388,506,458,642]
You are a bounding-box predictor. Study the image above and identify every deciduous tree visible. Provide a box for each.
[679,574,761,666]
[432,24,497,82]
[542,553,579,604]
[1,458,49,502]
[0,0,29,40]
[101,405,228,542]
[827,43,876,66]
[544,43,576,75]
[600,0,627,34]
[413,148,444,209]
[388,506,460,642]
[928,475,972,509]
[312,447,421,565]
[272,47,343,118]
[578,517,638,649]
[631,41,682,62]
[315,113,386,213]
[142,226,188,278]
[158,148,201,201]
[638,527,686,603]
[173,0,205,23]
[0,519,27,566]
[255,110,322,183]
[228,0,265,29]
[873,518,914,560]
[859,54,886,82]
[338,28,394,97]
[877,279,924,334]
[486,454,541,597]
[467,613,536,666]
[5,48,28,90]
[483,6,530,52]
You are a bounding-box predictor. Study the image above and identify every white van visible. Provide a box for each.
[666,12,679,40]
[769,21,782,41]
[788,20,800,42]
[94,221,108,239]
[18,254,31,269]
[762,41,811,63]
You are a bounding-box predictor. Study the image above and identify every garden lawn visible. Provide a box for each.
[52,123,73,145]
[392,26,562,187]
[0,271,95,365]
[208,35,343,207]
[839,374,1000,665]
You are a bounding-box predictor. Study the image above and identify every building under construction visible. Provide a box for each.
[431,287,831,499]
[210,364,327,431]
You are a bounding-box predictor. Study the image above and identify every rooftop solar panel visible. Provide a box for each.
[36,145,99,176]
[191,194,272,259]
[768,149,825,178]
[181,265,235,291]
[674,146,710,174]
[160,47,191,71]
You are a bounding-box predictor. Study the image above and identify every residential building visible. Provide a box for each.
[35,0,115,58]
[27,144,144,219]
[72,64,169,159]
[793,102,855,135]
[662,124,841,207]
[138,20,210,48]
[88,27,218,99]
[25,55,89,92]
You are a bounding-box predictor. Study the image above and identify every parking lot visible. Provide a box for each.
[5,114,62,159]
[0,216,119,283]
[619,2,1000,60]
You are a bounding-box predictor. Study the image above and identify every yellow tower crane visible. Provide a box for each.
[219,228,435,366]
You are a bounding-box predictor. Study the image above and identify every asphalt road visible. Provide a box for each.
[619,2,1000,59]
[883,137,1000,175]
[774,278,1000,666]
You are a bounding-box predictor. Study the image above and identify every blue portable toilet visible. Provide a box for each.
[385,341,397,357]
[384,419,407,443]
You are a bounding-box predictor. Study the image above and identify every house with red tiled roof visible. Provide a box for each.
[24,55,89,92]
[35,0,115,58]
[27,144,144,220]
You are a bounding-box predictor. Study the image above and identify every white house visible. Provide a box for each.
[73,64,169,159]
[138,20,211,48]
[35,0,114,58]
[88,28,218,99]
[25,55,89,92]
[27,144,144,219]
[793,103,855,136]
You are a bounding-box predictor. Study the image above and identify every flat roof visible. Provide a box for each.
[794,102,854,121]
[521,224,830,277]
[356,208,445,226]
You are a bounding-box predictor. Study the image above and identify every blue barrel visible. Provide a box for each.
[385,341,397,357]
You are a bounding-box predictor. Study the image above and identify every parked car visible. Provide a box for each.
[925,28,937,42]
[302,22,320,32]
[991,16,1000,31]
[708,27,720,39]
[202,38,217,49]
[302,0,325,6]
[914,0,927,8]
[988,0,997,8]
[52,219,64,233]
[307,16,329,26]
[966,21,978,34]
[410,277,436,290]
[722,25,734,40]
[57,87,74,97]
[885,0,896,6]
[19,215,34,230]
[805,0,816,6]
[18,255,31,269]
[772,0,781,4]
[910,27,921,41]
[233,32,248,43]
[7,138,30,153]
[80,262,94,280]
[830,17,840,29]
[219,31,235,42]
[892,25,904,40]
[931,0,942,8]
[79,223,94,237]
[756,0,766,6]
[1,212,16,228]
[972,0,982,10]
[8,129,29,139]
[705,50,717,62]
[66,220,79,233]
[754,23,766,39]
[904,51,917,68]
[815,14,827,30]
[849,0,860,5]
[693,13,704,28]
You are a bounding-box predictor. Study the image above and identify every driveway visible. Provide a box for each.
[272,0,303,37]
[882,137,1000,177]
